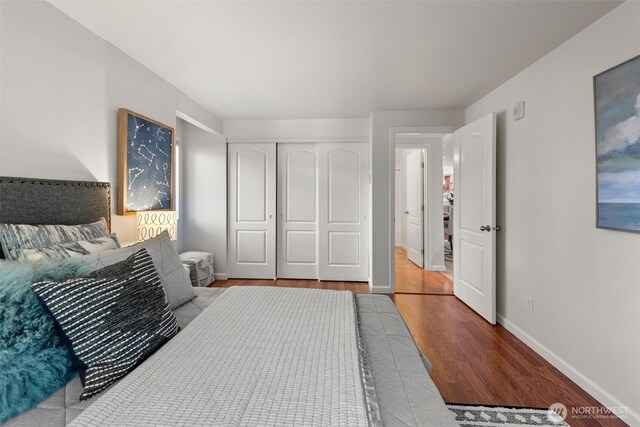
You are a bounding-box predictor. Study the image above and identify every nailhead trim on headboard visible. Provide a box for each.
[0,176,112,232]
[0,178,110,188]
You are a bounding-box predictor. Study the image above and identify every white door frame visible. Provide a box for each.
[389,127,455,293]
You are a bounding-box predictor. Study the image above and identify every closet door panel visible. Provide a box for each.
[286,150,316,222]
[277,144,319,279]
[328,232,360,265]
[328,150,360,224]
[286,231,316,263]
[236,150,267,222]
[228,143,276,279]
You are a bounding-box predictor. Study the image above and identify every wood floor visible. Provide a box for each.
[212,279,625,426]
[213,278,371,293]
[391,294,626,427]
[395,246,453,294]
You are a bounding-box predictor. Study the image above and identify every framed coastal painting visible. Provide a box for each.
[117,109,174,215]
[594,55,640,233]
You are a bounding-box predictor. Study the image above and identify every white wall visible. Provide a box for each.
[180,121,228,279]
[465,2,640,423]
[0,0,223,244]
[370,110,464,292]
[223,118,369,143]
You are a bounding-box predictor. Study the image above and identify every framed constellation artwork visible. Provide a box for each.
[117,108,174,215]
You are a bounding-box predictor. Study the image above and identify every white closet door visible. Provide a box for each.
[277,144,319,279]
[228,143,276,279]
[318,143,369,282]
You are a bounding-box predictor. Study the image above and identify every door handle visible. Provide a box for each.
[480,225,491,232]
[404,211,409,214]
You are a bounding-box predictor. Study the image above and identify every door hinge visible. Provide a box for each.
[421,205,424,211]
[421,162,425,168]
[421,249,424,254]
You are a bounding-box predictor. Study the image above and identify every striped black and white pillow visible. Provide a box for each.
[0,218,110,261]
[11,234,121,262]
[32,248,179,401]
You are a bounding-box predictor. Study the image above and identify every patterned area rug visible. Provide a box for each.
[447,404,570,427]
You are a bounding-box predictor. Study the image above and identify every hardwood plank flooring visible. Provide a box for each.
[211,279,625,426]
[390,294,626,426]
[213,278,371,294]
[395,246,453,294]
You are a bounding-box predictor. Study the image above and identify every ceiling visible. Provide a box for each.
[50,1,620,120]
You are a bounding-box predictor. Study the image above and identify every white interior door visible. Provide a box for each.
[228,143,276,279]
[277,144,319,279]
[318,143,369,281]
[394,169,402,244]
[405,150,424,267]
[453,113,497,324]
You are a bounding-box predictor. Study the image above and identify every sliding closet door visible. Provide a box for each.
[318,143,369,281]
[228,143,276,279]
[277,144,319,279]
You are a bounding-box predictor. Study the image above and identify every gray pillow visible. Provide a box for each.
[78,231,196,309]
[0,218,109,261]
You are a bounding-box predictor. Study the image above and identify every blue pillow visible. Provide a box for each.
[0,259,90,423]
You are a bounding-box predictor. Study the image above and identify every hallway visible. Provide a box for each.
[395,246,453,294]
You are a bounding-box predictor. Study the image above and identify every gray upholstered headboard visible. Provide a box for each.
[0,176,111,231]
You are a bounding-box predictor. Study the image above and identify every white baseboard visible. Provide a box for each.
[428,265,446,272]
[497,314,640,426]
[370,284,393,294]
[214,273,228,280]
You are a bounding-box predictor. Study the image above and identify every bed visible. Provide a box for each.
[0,176,457,427]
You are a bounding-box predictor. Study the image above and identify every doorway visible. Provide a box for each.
[442,134,454,281]
[390,115,497,323]
[394,134,453,295]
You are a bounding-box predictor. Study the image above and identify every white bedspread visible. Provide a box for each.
[69,286,377,427]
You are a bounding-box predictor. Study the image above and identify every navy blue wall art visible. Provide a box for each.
[594,55,640,233]
[118,109,174,215]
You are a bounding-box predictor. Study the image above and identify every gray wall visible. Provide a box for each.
[179,121,228,279]
[0,0,222,243]
[465,2,640,421]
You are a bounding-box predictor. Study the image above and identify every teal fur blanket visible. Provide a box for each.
[0,259,89,423]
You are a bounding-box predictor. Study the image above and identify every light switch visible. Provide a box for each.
[513,101,525,121]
